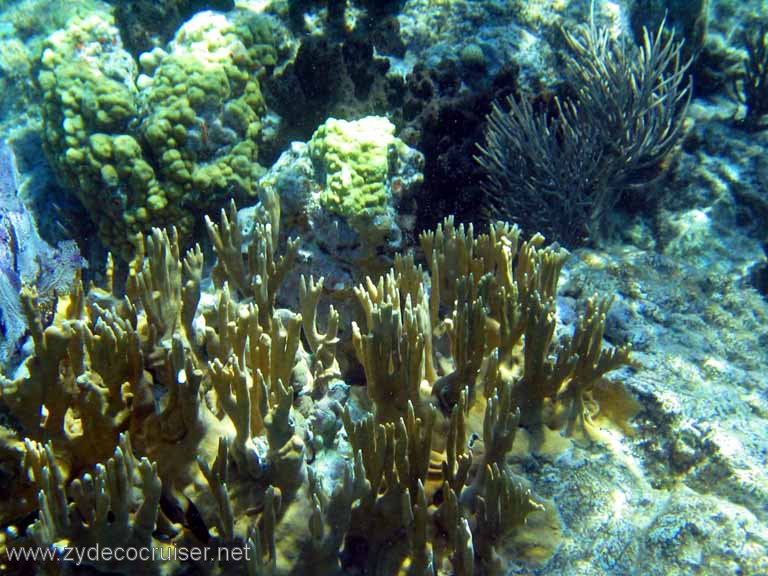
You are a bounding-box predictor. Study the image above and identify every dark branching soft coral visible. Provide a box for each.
[733,21,768,131]
[476,20,691,247]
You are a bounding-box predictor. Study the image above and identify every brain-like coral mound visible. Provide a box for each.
[37,10,280,259]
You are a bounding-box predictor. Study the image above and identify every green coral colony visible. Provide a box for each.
[309,116,403,220]
[39,11,275,259]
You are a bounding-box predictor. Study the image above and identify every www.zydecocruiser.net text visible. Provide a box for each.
[7,543,252,566]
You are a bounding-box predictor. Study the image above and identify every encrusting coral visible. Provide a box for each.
[0,178,636,574]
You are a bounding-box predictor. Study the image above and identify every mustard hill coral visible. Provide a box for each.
[303,115,424,255]
[37,10,281,259]
[308,117,406,225]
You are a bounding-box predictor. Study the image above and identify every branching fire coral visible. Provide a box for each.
[0,187,635,574]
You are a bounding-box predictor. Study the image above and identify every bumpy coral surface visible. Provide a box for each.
[308,116,411,230]
[37,9,280,259]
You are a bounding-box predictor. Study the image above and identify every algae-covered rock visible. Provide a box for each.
[109,0,235,57]
[38,9,281,259]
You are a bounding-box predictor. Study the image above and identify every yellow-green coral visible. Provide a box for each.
[308,116,406,222]
[38,10,278,259]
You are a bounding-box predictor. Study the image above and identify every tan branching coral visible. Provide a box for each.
[22,434,169,574]
[338,390,537,576]
[432,276,487,412]
[130,228,181,336]
[420,215,632,440]
[0,199,634,576]
[557,296,633,437]
[0,287,140,492]
[469,463,542,573]
[299,276,341,391]
[352,272,433,425]
[340,400,441,574]
[206,199,299,326]
[302,457,370,573]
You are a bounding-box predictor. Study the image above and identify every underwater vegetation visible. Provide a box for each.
[733,19,768,131]
[476,20,691,246]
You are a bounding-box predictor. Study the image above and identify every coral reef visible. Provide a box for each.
[0,169,634,573]
[552,221,768,575]
[240,115,424,375]
[37,9,285,259]
[279,0,406,53]
[0,0,106,140]
[307,117,405,231]
[108,0,236,57]
[3,0,766,573]
[0,38,34,129]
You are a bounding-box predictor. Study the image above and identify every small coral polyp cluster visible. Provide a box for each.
[0,182,632,575]
[37,10,278,259]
